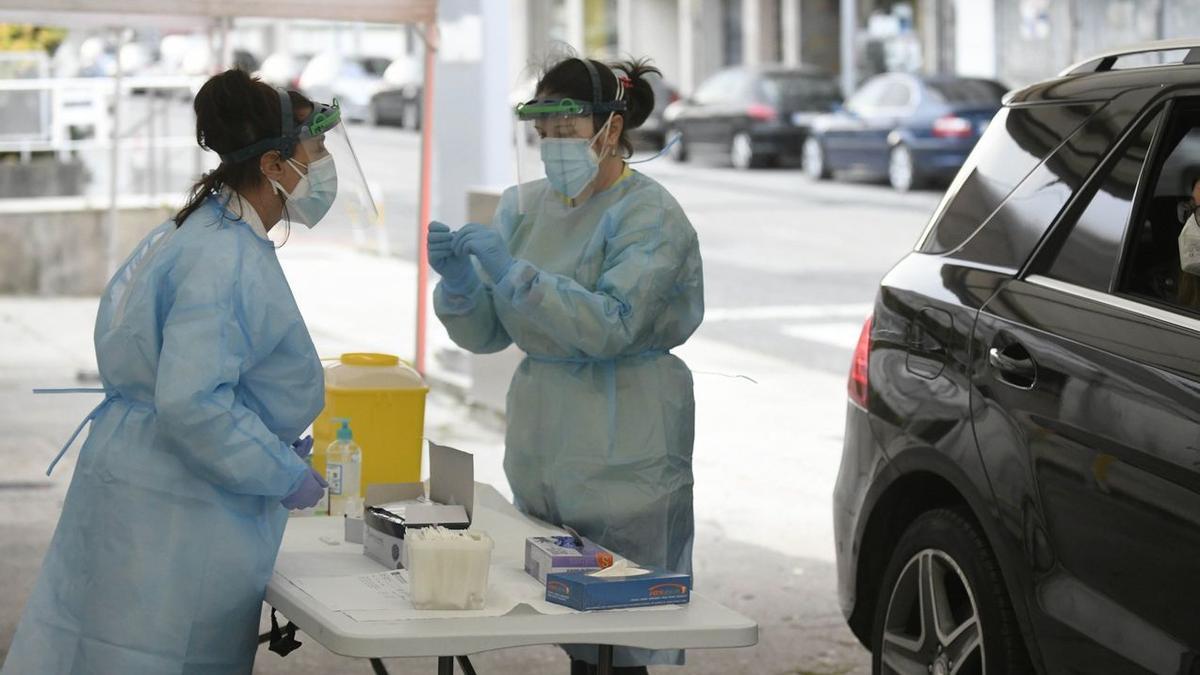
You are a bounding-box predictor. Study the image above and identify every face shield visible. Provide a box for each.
[512,60,628,211]
[221,90,379,233]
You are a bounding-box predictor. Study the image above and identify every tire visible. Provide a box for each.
[803,136,830,180]
[888,144,922,192]
[668,129,688,163]
[872,508,1031,675]
[731,131,760,170]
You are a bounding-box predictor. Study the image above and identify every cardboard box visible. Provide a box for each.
[362,443,474,570]
[525,536,615,585]
[544,568,692,611]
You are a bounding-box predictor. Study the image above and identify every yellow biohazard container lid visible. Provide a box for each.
[326,352,427,390]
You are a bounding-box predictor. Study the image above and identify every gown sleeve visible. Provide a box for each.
[492,195,701,359]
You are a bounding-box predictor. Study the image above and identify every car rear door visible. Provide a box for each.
[970,100,1200,673]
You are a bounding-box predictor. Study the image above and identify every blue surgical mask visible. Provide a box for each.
[540,117,612,199]
[270,155,338,228]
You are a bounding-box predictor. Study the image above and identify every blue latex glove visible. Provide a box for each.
[281,468,327,510]
[453,223,515,282]
[291,435,313,460]
[428,221,479,294]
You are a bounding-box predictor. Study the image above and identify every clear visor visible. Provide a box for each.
[280,122,379,231]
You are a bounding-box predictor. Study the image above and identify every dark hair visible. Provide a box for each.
[174,69,313,227]
[535,57,660,158]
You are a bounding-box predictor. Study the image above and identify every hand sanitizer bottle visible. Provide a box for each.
[325,418,363,517]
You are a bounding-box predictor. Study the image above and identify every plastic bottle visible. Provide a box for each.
[325,418,363,517]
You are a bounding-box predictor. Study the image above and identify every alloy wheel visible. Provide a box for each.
[880,549,985,675]
[889,145,915,192]
[731,132,755,170]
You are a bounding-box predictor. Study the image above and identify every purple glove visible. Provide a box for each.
[281,468,327,510]
[291,435,314,459]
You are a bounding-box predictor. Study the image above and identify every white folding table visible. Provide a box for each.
[264,483,758,674]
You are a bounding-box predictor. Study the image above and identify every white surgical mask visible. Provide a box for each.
[269,155,338,228]
[540,115,613,200]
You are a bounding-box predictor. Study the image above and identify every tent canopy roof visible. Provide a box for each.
[0,0,435,25]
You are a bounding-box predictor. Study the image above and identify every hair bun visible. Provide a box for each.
[613,58,660,131]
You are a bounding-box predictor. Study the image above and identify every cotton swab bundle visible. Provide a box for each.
[407,527,494,610]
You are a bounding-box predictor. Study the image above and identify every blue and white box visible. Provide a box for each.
[544,568,692,611]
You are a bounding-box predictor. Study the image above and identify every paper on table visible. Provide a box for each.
[292,570,414,611]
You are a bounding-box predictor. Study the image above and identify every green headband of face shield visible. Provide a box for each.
[219,88,341,164]
[515,58,629,121]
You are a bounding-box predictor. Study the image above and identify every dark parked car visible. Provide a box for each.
[664,65,841,169]
[804,73,1006,191]
[835,40,1200,674]
[370,58,422,130]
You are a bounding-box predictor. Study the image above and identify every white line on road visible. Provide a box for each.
[781,322,868,350]
[705,303,872,322]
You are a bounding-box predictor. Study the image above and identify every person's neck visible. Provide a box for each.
[570,155,625,206]
[241,182,284,231]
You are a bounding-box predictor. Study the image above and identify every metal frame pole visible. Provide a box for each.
[415,20,438,376]
[105,29,125,278]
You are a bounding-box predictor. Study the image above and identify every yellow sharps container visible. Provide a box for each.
[312,353,428,493]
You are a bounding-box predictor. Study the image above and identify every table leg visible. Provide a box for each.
[597,645,614,675]
[438,656,454,675]
[370,658,390,675]
[456,655,478,675]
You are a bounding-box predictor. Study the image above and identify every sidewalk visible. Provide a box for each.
[0,240,868,674]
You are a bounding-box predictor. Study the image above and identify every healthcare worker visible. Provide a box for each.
[3,68,374,675]
[429,57,704,674]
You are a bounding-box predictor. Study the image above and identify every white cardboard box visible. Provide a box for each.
[362,443,474,569]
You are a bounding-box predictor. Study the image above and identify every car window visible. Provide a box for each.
[761,74,840,110]
[1118,102,1200,315]
[919,102,1101,257]
[879,82,912,108]
[925,79,1007,106]
[1042,108,1164,291]
[695,71,738,105]
[847,77,889,113]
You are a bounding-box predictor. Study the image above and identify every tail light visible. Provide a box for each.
[668,91,681,104]
[849,315,873,408]
[746,103,778,122]
[932,115,973,138]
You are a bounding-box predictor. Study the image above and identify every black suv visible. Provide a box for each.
[835,40,1200,675]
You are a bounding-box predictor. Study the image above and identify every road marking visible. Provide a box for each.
[705,303,871,322]
[781,322,867,350]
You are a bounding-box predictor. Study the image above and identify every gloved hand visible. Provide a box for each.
[281,468,327,510]
[427,221,479,294]
[291,435,313,460]
[453,223,515,282]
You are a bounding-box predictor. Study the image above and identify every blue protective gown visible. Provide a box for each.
[3,196,324,675]
[435,170,704,667]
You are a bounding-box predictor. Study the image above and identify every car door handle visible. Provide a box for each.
[989,345,1037,388]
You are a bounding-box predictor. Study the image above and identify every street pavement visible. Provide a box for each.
[0,122,942,674]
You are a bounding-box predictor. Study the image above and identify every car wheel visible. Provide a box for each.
[888,144,922,192]
[668,129,688,163]
[872,509,1031,675]
[803,137,830,180]
[731,132,759,170]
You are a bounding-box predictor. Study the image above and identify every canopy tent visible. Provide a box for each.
[0,0,440,373]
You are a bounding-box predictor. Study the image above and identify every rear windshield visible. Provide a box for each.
[762,75,841,109]
[926,79,1006,106]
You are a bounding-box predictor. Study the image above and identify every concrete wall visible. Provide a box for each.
[953,0,996,79]
[0,203,171,295]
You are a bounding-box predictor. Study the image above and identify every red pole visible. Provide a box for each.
[415,21,437,376]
